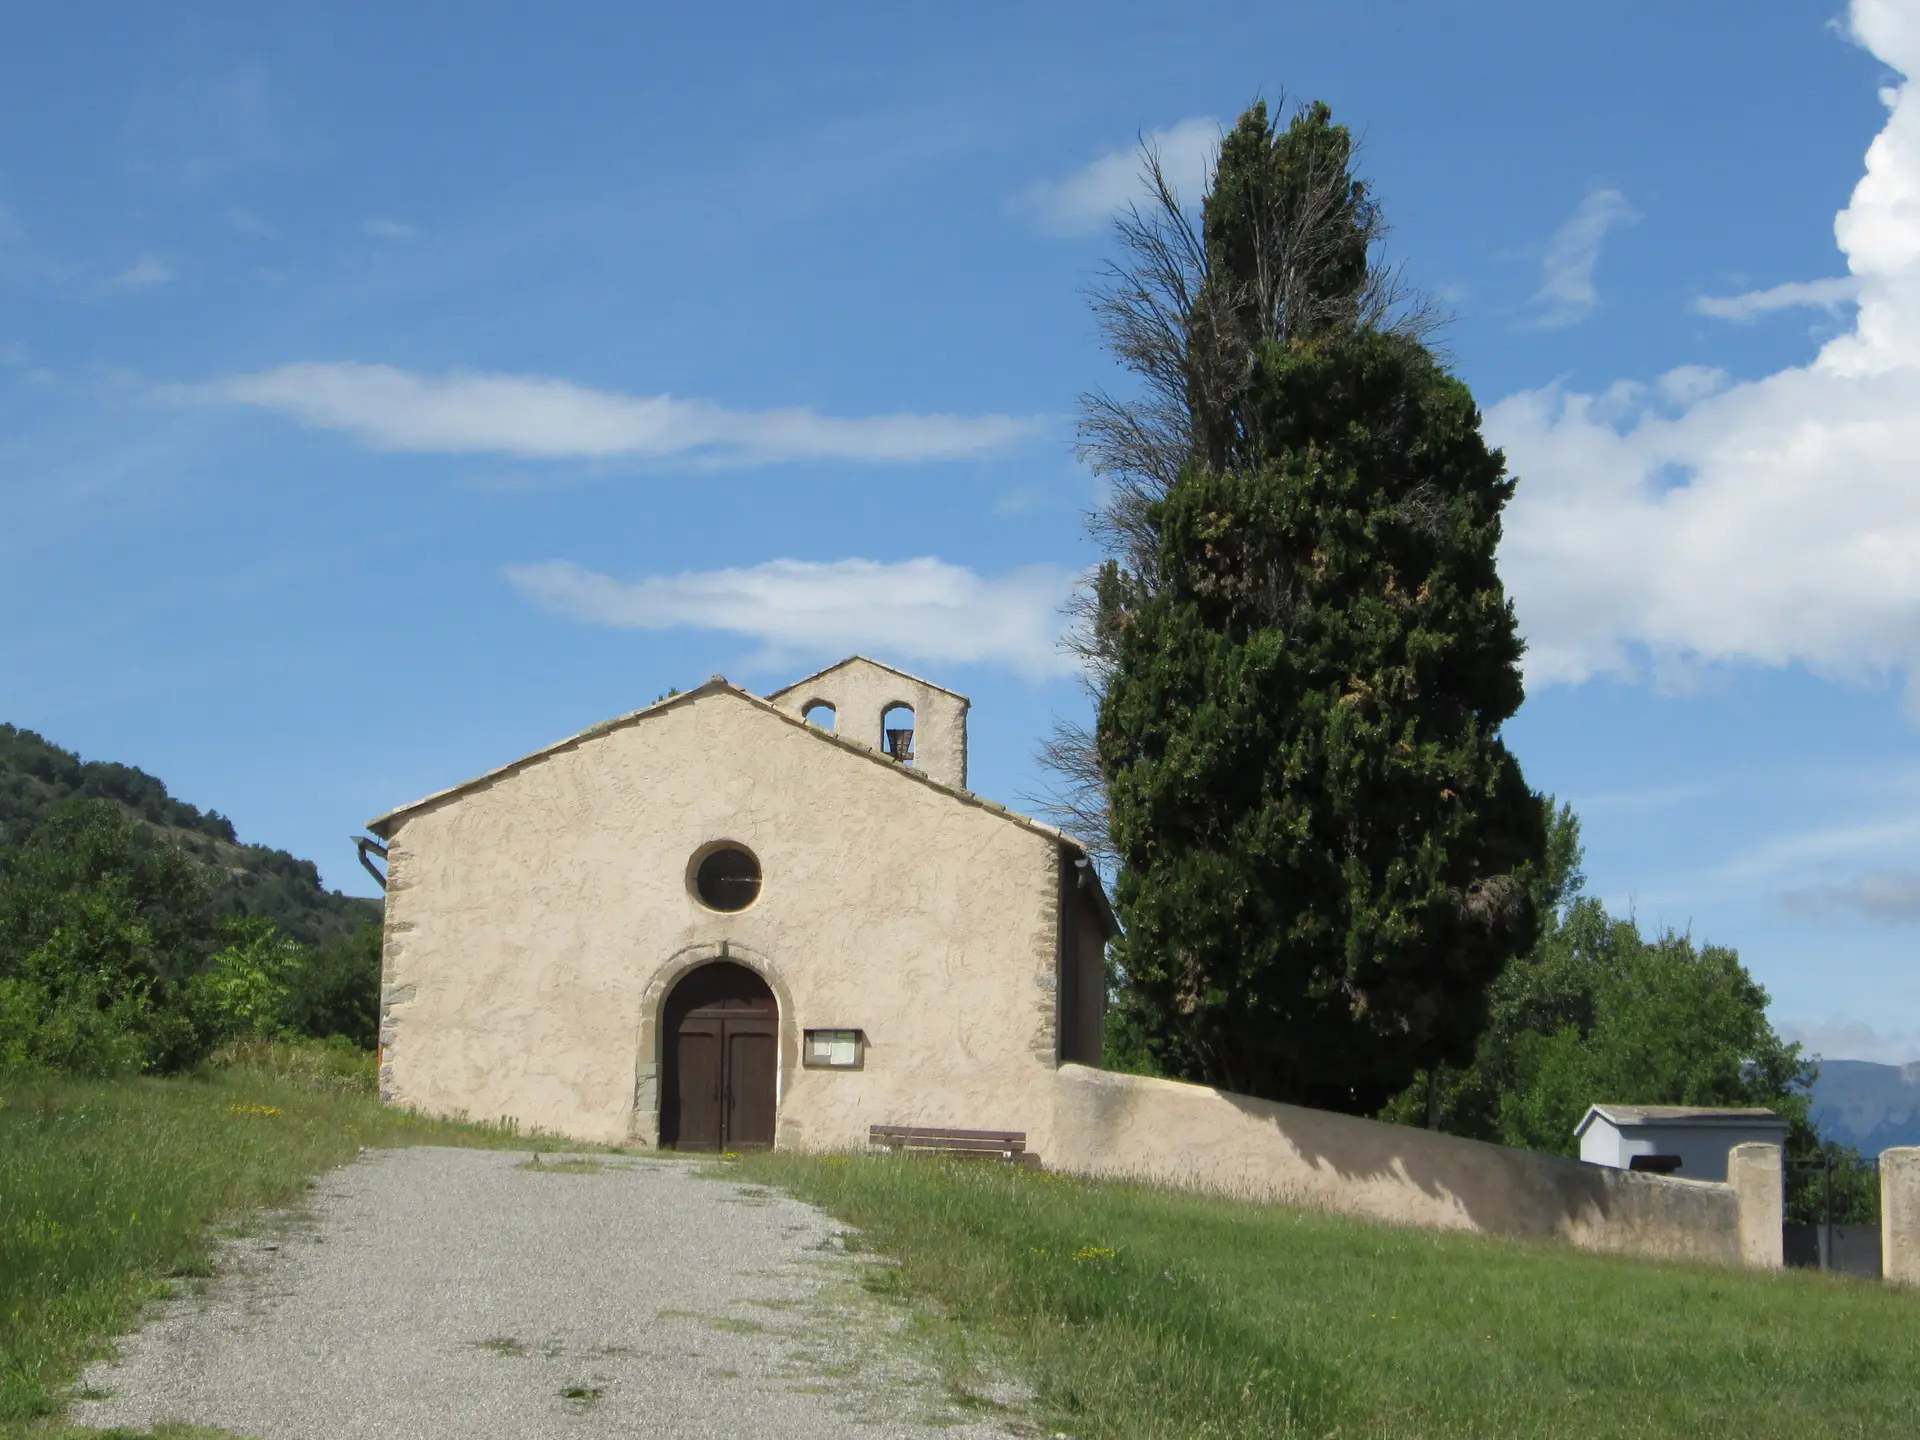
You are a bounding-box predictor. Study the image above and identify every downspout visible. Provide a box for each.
[356,835,389,890]
[355,835,391,1079]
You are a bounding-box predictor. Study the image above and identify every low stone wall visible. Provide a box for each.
[1048,1065,1781,1268]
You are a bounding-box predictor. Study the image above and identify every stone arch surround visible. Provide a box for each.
[631,941,798,1147]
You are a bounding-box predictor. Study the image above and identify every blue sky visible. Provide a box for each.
[4,2,1918,1063]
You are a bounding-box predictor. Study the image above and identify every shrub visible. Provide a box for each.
[0,800,220,1075]
[282,922,381,1049]
[190,915,303,1043]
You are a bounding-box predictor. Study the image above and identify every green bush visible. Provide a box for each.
[282,923,381,1048]
[0,800,221,1075]
[0,801,384,1078]
[190,915,300,1041]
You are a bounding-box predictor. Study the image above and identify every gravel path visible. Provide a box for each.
[72,1146,1027,1439]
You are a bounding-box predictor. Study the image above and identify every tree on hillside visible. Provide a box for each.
[0,799,222,1073]
[1093,100,1544,1113]
[0,799,387,1075]
[0,722,380,946]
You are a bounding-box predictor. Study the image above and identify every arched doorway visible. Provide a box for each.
[659,961,777,1150]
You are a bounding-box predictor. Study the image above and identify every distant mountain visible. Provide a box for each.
[0,723,378,947]
[1809,1058,1920,1157]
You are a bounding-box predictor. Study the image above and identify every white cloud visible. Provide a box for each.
[1494,0,1920,698]
[1570,781,1719,816]
[174,362,1043,465]
[506,557,1078,678]
[1783,869,1920,922]
[107,255,173,291]
[1691,275,1863,322]
[362,218,417,241]
[1654,364,1730,405]
[1710,814,1920,889]
[1015,118,1218,237]
[1779,1015,1920,1065]
[1529,187,1638,329]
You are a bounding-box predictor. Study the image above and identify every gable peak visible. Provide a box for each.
[766,655,970,707]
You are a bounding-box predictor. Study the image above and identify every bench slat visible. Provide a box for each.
[870,1125,1025,1145]
[880,1138,1023,1153]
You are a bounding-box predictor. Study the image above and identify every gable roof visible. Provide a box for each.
[765,655,971,706]
[363,677,1115,935]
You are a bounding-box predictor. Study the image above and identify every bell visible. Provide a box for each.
[884,727,915,764]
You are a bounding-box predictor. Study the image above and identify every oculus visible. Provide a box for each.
[692,844,761,912]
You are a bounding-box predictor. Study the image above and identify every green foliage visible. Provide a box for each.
[0,800,221,1075]
[0,800,386,1078]
[282,923,382,1049]
[0,722,379,947]
[739,1151,1920,1440]
[1786,1145,1880,1227]
[1387,800,1820,1167]
[1099,102,1542,1113]
[1189,99,1377,468]
[1495,916,1806,1152]
[190,916,303,1043]
[0,725,389,1073]
[1099,950,1163,1079]
[0,724,237,848]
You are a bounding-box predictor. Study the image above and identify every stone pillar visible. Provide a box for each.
[1730,1142,1783,1270]
[1880,1147,1920,1285]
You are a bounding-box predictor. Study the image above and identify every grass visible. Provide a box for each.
[731,1150,1920,1440]
[14,1059,1916,1440]
[0,1041,559,1436]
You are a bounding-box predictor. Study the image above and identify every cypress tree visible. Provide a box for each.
[1096,102,1544,1114]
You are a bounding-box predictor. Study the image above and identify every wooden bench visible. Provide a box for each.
[869,1125,1039,1168]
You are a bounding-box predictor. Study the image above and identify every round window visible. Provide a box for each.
[692,844,761,912]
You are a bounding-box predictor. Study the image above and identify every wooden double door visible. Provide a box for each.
[661,961,777,1150]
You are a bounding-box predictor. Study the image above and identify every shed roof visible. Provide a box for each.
[363,676,1118,937]
[1574,1104,1788,1139]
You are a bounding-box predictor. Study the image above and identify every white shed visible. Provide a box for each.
[1575,1105,1788,1182]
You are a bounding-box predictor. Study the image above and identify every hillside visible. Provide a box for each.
[1809,1057,1920,1158]
[0,723,379,947]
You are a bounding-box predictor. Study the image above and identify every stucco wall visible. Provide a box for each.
[377,688,1062,1147]
[1047,1065,1752,1265]
[767,658,969,792]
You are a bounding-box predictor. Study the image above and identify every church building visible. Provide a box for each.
[367,657,1116,1152]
